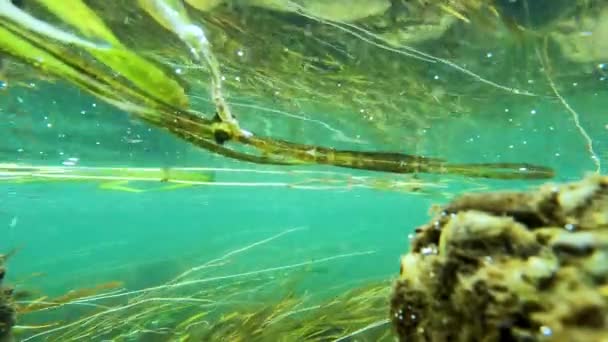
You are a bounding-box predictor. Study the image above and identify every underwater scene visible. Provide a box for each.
[0,0,607,341]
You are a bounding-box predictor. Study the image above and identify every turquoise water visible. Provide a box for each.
[2,73,606,339]
[1,3,608,339]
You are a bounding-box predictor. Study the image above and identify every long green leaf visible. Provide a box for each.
[31,0,189,108]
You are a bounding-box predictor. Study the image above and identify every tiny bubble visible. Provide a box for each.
[540,326,552,336]
[564,223,575,231]
[421,246,436,255]
[530,109,537,115]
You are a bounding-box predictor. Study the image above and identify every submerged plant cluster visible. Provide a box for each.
[4,0,605,180]
[3,175,607,341]
[6,228,393,341]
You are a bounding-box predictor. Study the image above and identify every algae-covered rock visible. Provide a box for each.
[551,6,608,63]
[391,175,608,341]
[0,254,15,342]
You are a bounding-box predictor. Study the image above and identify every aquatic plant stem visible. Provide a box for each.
[20,298,218,342]
[332,318,391,342]
[70,250,376,304]
[537,37,601,173]
[288,1,536,97]
[0,5,555,180]
[0,0,104,50]
[170,227,307,283]
[138,0,244,137]
[21,250,376,341]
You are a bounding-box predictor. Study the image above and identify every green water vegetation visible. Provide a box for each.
[8,175,607,341]
[4,0,601,180]
[0,163,486,198]
[14,278,393,341]
[7,228,394,341]
[0,163,216,192]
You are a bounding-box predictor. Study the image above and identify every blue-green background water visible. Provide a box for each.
[1,30,607,339]
[2,76,606,296]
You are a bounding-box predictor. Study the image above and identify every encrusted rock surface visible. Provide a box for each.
[0,254,15,342]
[391,174,608,341]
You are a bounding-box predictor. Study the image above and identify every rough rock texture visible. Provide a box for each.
[391,174,608,341]
[0,255,15,342]
[551,6,608,63]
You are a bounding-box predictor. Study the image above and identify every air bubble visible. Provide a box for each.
[540,326,552,337]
